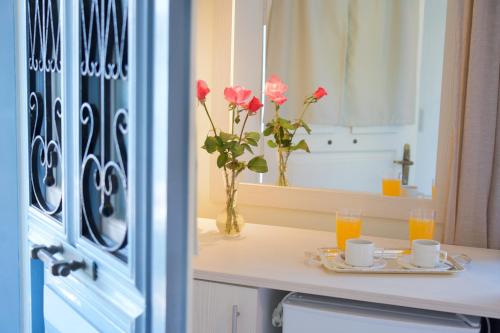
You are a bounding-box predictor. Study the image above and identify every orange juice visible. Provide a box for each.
[408,217,435,243]
[382,178,401,196]
[336,217,362,250]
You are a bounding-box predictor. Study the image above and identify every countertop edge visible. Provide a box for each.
[193,269,500,319]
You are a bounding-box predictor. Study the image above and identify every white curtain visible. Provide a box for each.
[265,0,348,124]
[266,0,420,126]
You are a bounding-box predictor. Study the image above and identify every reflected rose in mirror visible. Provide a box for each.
[197,79,210,102]
[224,85,252,106]
[263,76,328,186]
[245,96,263,114]
[265,75,288,105]
[313,87,328,100]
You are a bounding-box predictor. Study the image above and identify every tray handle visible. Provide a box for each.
[451,253,472,266]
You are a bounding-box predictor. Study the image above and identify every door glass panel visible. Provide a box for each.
[79,0,129,262]
[27,0,63,221]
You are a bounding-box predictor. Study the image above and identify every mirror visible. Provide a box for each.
[250,0,447,197]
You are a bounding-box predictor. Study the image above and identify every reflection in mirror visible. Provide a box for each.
[255,0,447,197]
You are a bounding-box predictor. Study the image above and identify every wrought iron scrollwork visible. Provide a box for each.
[30,93,63,215]
[80,0,129,259]
[80,0,128,80]
[27,0,62,72]
[27,0,63,219]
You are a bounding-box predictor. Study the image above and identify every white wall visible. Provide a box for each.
[194,0,443,240]
[194,0,220,218]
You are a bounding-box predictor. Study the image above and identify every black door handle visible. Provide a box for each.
[51,260,86,277]
[31,244,86,277]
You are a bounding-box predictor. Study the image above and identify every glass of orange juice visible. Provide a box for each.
[408,208,436,246]
[382,172,402,196]
[336,210,362,250]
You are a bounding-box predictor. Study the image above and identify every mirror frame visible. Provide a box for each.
[203,0,462,232]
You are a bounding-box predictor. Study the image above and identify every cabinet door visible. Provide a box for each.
[193,280,258,333]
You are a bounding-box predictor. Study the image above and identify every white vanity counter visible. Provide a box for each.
[194,218,500,319]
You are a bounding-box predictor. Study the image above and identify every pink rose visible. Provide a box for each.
[271,95,287,105]
[313,87,327,100]
[224,85,252,106]
[265,75,288,105]
[245,96,263,114]
[197,80,210,102]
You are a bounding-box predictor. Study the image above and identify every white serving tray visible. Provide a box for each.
[306,248,467,275]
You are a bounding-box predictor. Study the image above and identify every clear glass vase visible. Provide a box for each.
[216,171,245,238]
[277,148,289,186]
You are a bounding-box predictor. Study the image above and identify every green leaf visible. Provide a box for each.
[278,117,295,130]
[267,140,277,148]
[235,115,241,124]
[217,153,228,168]
[245,131,261,142]
[231,143,245,157]
[220,131,237,142]
[242,143,254,154]
[227,160,244,171]
[292,139,310,153]
[214,136,226,153]
[247,156,268,173]
[237,162,246,173]
[301,121,312,134]
[281,139,292,148]
[246,138,258,147]
[263,125,274,136]
[203,136,218,153]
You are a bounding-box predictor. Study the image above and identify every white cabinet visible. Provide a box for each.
[193,279,285,333]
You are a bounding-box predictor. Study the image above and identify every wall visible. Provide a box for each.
[195,0,220,218]
[194,0,443,240]
[0,0,21,331]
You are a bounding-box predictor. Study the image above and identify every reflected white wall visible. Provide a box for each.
[414,0,448,195]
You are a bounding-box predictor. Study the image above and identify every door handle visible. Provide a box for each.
[393,143,414,185]
[31,244,86,277]
[231,304,240,333]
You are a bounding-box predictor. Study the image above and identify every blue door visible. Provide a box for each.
[17,0,193,332]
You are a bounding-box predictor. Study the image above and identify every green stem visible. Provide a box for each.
[230,170,239,232]
[231,105,236,135]
[224,169,239,234]
[274,103,282,146]
[202,101,231,203]
[202,101,218,135]
[238,111,250,143]
[272,103,289,186]
[224,105,241,234]
[277,149,288,186]
[284,101,313,164]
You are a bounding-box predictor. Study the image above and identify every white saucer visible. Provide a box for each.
[322,253,387,271]
[397,254,451,271]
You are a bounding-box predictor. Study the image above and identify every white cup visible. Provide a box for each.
[411,239,447,268]
[345,239,382,267]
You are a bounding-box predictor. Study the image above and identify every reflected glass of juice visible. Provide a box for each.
[336,210,362,250]
[382,172,402,196]
[408,208,436,246]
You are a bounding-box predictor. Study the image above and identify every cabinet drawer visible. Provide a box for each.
[193,280,258,333]
[193,280,285,333]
